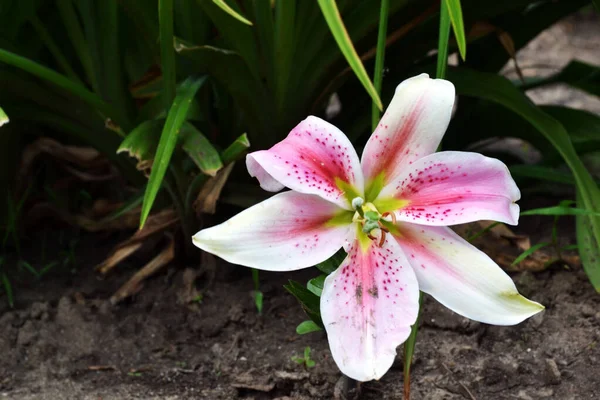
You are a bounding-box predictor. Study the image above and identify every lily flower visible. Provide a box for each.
[192,74,543,381]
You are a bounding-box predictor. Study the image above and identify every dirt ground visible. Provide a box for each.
[0,231,599,400]
[1,10,600,400]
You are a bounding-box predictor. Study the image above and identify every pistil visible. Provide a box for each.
[352,198,393,247]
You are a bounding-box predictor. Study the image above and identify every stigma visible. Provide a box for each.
[351,197,396,247]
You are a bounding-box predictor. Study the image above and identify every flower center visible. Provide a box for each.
[352,197,396,247]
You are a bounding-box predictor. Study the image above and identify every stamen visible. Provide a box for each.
[378,221,390,233]
[378,230,387,247]
[382,211,397,225]
[367,233,377,241]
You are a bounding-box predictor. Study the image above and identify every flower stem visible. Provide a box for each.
[436,0,451,80]
[435,1,451,152]
[403,292,423,400]
[371,0,389,131]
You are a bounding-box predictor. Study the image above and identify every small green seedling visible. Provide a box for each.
[192,294,203,304]
[292,346,316,369]
[251,268,263,314]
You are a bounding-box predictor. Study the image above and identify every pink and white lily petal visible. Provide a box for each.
[395,224,544,325]
[361,73,455,192]
[321,235,419,381]
[378,151,520,226]
[247,116,364,209]
[192,191,352,271]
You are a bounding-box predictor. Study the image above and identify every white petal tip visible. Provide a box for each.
[509,202,520,225]
[496,293,545,325]
[191,232,205,250]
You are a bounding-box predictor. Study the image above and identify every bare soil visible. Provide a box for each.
[0,229,599,400]
[2,11,600,400]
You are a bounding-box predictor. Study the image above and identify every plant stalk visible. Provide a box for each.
[403,292,423,399]
[371,0,390,131]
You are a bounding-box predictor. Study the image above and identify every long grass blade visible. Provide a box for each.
[159,0,176,107]
[576,187,600,290]
[521,205,600,217]
[0,107,8,126]
[98,1,134,128]
[436,0,451,79]
[443,0,466,61]
[274,0,296,113]
[57,0,97,88]
[512,242,551,266]
[0,49,122,126]
[371,0,389,131]
[29,15,81,83]
[1,273,14,308]
[317,0,382,110]
[140,76,207,228]
[212,0,253,25]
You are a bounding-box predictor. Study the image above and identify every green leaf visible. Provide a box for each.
[57,0,96,88]
[521,206,600,217]
[307,275,326,297]
[436,0,451,80]
[197,1,259,83]
[296,320,322,335]
[253,290,264,314]
[174,38,270,146]
[512,242,551,266]
[577,187,600,290]
[140,76,207,228]
[117,120,163,164]
[0,48,121,126]
[593,0,600,12]
[29,15,81,82]
[443,0,466,61]
[273,0,296,113]
[19,261,39,278]
[315,248,346,275]
[284,280,323,328]
[448,67,600,291]
[221,133,250,165]
[522,60,600,98]
[212,0,253,25]
[510,165,576,186]
[447,104,600,164]
[78,0,134,130]
[317,0,382,110]
[159,0,176,107]
[252,0,275,91]
[371,0,389,131]
[99,193,145,223]
[180,122,223,176]
[467,221,501,243]
[0,107,8,126]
